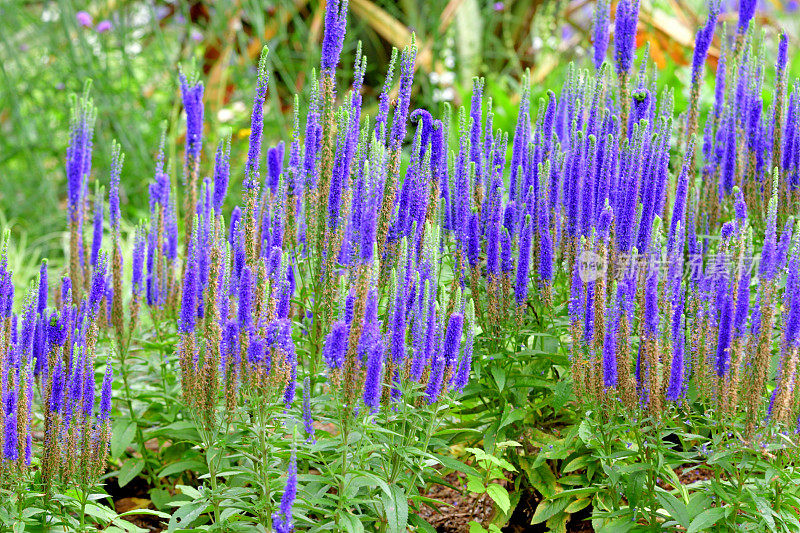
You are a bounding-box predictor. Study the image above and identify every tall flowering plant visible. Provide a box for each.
[77,0,477,528]
[0,230,114,529]
[3,0,800,529]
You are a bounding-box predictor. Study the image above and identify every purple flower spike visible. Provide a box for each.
[244,48,269,190]
[602,312,618,388]
[272,448,298,533]
[99,359,113,422]
[49,359,65,413]
[96,20,112,33]
[443,313,464,377]
[302,377,316,443]
[320,0,349,75]
[691,2,719,82]
[716,289,733,377]
[267,142,285,196]
[500,229,513,274]
[390,43,417,150]
[363,338,385,412]
[665,303,685,401]
[486,218,501,278]
[179,241,198,334]
[90,190,104,267]
[453,308,474,392]
[777,32,788,75]
[238,266,253,334]
[614,0,640,75]
[738,0,756,33]
[425,342,445,405]
[179,73,204,172]
[593,0,611,70]
[538,200,553,284]
[466,213,480,269]
[212,137,231,217]
[37,260,48,314]
[88,254,108,317]
[66,87,96,224]
[784,246,800,346]
[132,227,146,297]
[323,320,348,370]
[515,218,532,306]
[82,356,96,418]
[4,400,18,461]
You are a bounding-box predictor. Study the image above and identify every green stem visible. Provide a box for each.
[256,398,272,525]
[79,485,88,532]
[335,418,350,526]
[206,443,222,527]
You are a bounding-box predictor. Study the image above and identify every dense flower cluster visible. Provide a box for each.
[0,232,113,491]
[120,1,480,427]
[564,1,800,434]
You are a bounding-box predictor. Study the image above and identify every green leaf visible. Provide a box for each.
[656,491,690,528]
[564,498,591,514]
[685,491,712,516]
[498,407,526,430]
[465,447,487,461]
[531,497,570,525]
[149,489,173,511]
[118,458,145,488]
[219,507,242,522]
[750,491,776,531]
[350,471,392,499]
[552,380,571,411]
[175,484,203,499]
[118,509,171,519]
[490,366,506,392]
[687,507,727,533]
[197,470,241,479]
[381,486,408,533]
[157,421,201,442]
[167,501,207,532]
[524,463,561,499]
[109,523,145,533]
[158,460,205,478]
[435,454,480,478]
[546,511,569,533]
[339,512,364,533]
[466,475,486,493]
[562,455,592,473]
[82,502,117,522]
[111,419,137,459]
[578,419,593,445]
[407,515,436,533]
[468,522,488,533]
[486,484,510,515]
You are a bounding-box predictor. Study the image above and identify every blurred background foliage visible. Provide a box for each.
[1,0,798,279]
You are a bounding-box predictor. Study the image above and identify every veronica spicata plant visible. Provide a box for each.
[3,0,800,530]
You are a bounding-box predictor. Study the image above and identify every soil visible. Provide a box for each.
[418,470,592,533]
[416,461,718,532]
[656,463,715,490]
[418,471,500,531]
[106,474,164,532]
